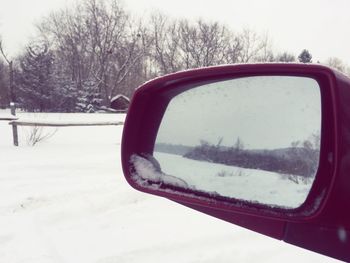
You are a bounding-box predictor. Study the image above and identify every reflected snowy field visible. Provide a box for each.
[154,152,312,208]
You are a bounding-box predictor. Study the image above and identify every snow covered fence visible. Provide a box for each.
[6,119,124,146]
[8,120,124,127]
[1,105,124,146]
[0,116,18,121]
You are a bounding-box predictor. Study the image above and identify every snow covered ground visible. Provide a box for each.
[0,111,339,262]
[154,152,312,208]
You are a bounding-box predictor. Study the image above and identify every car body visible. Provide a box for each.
[122,63,350,262]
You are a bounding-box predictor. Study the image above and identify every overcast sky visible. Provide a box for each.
[156,76,321,149]
[0,0,349,65]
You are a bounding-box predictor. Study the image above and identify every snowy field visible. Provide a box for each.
[153,152,312,208]
[0,111,339,262]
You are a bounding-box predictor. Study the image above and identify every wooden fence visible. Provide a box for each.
[0,103,124,146]
[9,120,124,127]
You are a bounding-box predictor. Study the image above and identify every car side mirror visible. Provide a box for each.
[121,64,350,262]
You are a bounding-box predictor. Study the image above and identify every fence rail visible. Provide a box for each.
[0,116,18,121]
[8,121,124,127]
[2,103,124,146]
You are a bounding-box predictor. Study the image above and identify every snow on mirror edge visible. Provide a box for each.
[131,154,189,188]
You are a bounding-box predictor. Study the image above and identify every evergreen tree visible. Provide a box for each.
[52,77,78,112]
[0,60,8,107]
[298,49,312,63]
[17,43,55,111]
[75,79,102,112]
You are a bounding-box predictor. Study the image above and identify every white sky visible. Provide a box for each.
[0,0,349,65]
[156,76,321,149]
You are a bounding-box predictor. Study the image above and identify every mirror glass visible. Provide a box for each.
[135,76,321,208]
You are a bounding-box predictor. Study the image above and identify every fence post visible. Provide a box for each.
[10,102,18,146]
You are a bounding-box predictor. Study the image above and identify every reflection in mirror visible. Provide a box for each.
[134,76,321,208]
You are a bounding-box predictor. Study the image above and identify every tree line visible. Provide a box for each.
[0,0,349,112]
[184,136,320,178]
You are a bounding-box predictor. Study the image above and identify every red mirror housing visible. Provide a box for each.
[121,63,350,261]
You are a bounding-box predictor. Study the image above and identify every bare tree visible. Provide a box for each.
[148,13,182,74]
[149,15,249,73]
[38,4,93,89]
[275,52,296,62]
[85,0,144,100]
[26,5,284,112]
[234,137,244,151]
[324,57,350,76]
[223,34,242,64]
[238,29,271,63]
[37,0,147,106]
[177,19,231,68]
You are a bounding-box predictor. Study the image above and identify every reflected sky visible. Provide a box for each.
[156,76,321,149]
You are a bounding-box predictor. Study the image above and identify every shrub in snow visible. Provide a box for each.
[25,126,57,146]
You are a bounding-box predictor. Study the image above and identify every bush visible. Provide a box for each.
[25,126,57,146]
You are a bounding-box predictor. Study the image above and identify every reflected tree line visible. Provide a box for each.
[157,134,320,178]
